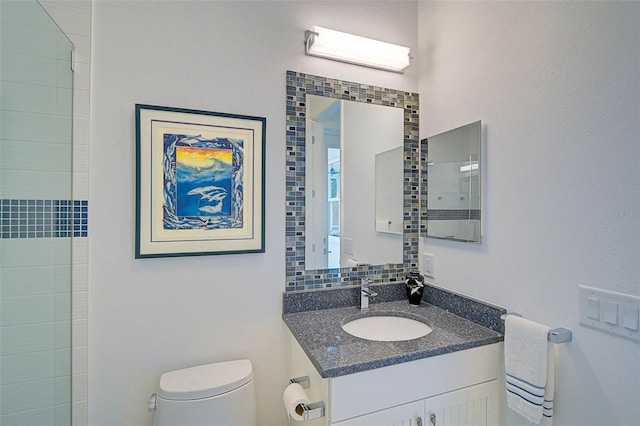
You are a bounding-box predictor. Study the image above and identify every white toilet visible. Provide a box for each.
[149,359,257,426]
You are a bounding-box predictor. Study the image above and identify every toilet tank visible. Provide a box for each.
[151,359,256,426]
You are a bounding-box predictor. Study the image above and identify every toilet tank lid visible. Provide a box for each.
[158,359,253,400]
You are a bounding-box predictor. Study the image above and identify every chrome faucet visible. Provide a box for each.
[360,278,378,312]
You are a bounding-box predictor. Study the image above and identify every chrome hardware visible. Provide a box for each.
[289,375,310,389]
[360,278,377,312]
[148,393,157,412]
[300,401,326,420]
[548,327,573,344]
[287,377,325,420]
[502,312,573,343]
[304,30,319,52]
[416,416,423,426]
[430,413,436,425]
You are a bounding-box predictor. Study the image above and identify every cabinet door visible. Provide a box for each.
[424,380,500,426]
[332,400,424,426]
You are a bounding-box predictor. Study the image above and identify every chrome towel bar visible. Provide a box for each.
[501,313,572,344]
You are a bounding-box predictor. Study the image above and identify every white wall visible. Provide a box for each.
[418,2,639,425]
[89,1,417,425]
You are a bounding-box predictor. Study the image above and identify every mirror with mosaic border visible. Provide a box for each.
[285,71,420,291]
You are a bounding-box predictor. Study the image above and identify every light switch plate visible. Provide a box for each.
[422,252,434,278]
[603,301,619,325]
[586,297,600,320]
[343,238,354,256]
[623,305,639,331]
[579,285,640,341]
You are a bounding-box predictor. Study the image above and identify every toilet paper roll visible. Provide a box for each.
[283,383,310,421]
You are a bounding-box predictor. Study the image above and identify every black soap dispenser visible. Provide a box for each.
[405,269,425,305]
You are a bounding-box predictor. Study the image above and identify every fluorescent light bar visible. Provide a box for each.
[305,26,411,73]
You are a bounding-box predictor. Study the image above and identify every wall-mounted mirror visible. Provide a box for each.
[421,121,481,243]
[305,95,404,270]
[286,71,420,291]
[375,146,404,236]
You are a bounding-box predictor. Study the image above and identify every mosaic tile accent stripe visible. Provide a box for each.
[420,138,429,236]
[0,199,88,239]
[285,70,420,292]
[427,209,481,221]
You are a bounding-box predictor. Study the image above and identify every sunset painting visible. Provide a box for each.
[162,133,243,231]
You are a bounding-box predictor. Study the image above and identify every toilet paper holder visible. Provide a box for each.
[289,376,326,420]
[289,376,310,389]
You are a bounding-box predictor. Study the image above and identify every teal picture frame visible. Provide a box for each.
[135,104,266,258]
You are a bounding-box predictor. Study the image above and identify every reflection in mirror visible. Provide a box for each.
[375,146,404,236]
[421,121,481,243]
[305,95,404,270]
[286,71,420,291]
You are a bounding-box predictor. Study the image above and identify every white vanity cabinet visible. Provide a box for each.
[332,400,423,426]
[289,335,503,426]
[333,380,499,426]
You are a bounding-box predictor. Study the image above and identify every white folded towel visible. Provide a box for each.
[505,315,555,424]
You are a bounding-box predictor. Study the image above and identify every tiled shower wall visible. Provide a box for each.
[0,1,91,424]
[39,2,91,424]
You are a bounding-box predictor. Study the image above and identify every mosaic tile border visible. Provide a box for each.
[427,209,481,221]
[0,199,88,239]
[420,138,429,236]
[285,70,419,291]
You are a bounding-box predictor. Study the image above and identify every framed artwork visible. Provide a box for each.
[135,104,265,258]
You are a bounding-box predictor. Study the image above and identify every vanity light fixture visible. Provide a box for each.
[304,26,411,73]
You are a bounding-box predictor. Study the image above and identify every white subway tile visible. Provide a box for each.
[71,237,88,265]
[1,264,71,297]
[73,61,90,91]
[73,88,90,118]
[72,263,88,293]
[70,33,91,64]
[71,346,87,375]
[72,171,89,200]
[1,140,71,172]
[72,291,88,321]
[0,110,72,144]
[1,81,59,115]
[40,2,92,37]
[0,239,72,268]
[0,169,72,199]
[73,143,89,173]
[72,319,87,347]
[72,399,88,426]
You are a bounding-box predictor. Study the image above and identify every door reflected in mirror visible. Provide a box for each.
[305,95,404,270]
[422,121,482,243]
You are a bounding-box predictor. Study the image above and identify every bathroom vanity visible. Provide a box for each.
[283,283,506,425]
[290,335,501,425]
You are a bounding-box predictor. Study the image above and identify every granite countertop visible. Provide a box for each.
[282,283,505,378]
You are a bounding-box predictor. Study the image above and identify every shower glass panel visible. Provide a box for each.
[1,1,74,424]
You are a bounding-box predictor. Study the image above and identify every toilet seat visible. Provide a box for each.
[157,359,253,400]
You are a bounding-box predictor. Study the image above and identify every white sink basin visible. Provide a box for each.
[342,315,433,342]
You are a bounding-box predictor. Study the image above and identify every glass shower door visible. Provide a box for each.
[1,0,74,424]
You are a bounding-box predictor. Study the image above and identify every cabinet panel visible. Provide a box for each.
[332,400,424,426]
[425,380,500,426]
[331,343,502,422]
